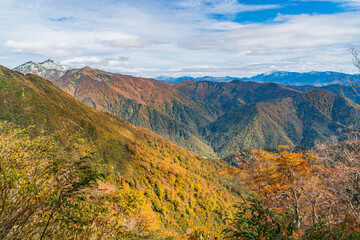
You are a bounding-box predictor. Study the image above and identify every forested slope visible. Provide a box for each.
[0,65,239,237]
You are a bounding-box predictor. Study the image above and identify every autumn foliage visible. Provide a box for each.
[223,143,360,238]
[0,122,161,239]
[0,66,241,238]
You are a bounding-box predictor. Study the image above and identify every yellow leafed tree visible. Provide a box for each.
[237,147,330,230]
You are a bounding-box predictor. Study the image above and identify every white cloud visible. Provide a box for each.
[61,57,102,65]
[0,0,359,77]
[5,40,77,57]
[61,56,130,72]
[102,34,159,48]
[177,0,281,14]
[181,13,360,52]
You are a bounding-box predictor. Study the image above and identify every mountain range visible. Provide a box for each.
[157,71,359,86]
[156,76,237,83]
[14,60,358,157]
[15,60,359,87]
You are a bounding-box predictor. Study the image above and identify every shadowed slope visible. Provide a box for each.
[206,89,356,156]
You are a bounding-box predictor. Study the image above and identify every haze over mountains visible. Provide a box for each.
[157,71,359,86]
[14,60,358,157]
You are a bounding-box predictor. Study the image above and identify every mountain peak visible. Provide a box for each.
[14,60,68,81]
[82,66,94,71]
[80,66,100,75]
[39,59,67,71]
[40,59,55,63]
[23,61,37,65]
[15,59,67,72]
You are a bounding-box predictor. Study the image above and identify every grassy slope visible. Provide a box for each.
[0,66,239,235]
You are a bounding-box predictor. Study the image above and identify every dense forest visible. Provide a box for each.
[0,66,238,239]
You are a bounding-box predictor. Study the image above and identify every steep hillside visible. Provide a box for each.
[0,66,239,236]
[205,89,356,156]
[53,67,218,157]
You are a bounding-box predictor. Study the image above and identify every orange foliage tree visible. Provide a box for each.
[312,139,360,230]
[233,147,332,230]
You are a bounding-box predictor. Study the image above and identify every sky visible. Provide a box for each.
[1,0,360,77]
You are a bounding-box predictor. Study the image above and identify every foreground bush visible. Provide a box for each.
[223,197,360,240]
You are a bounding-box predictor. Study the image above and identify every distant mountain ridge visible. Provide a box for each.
[242,71,358,86]
[290,83,360,104]
[157,76,237,83]
[157,71,359,86]
[14,60,359,157]
[14,59,358,86]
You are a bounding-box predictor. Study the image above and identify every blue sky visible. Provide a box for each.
[210,1,344,23]
[1,0,360,77]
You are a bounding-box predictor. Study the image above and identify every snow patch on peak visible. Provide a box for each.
[262,71,275,76]
[261,71,289,77]
[14,59,69,81]
[39,59,67,71]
